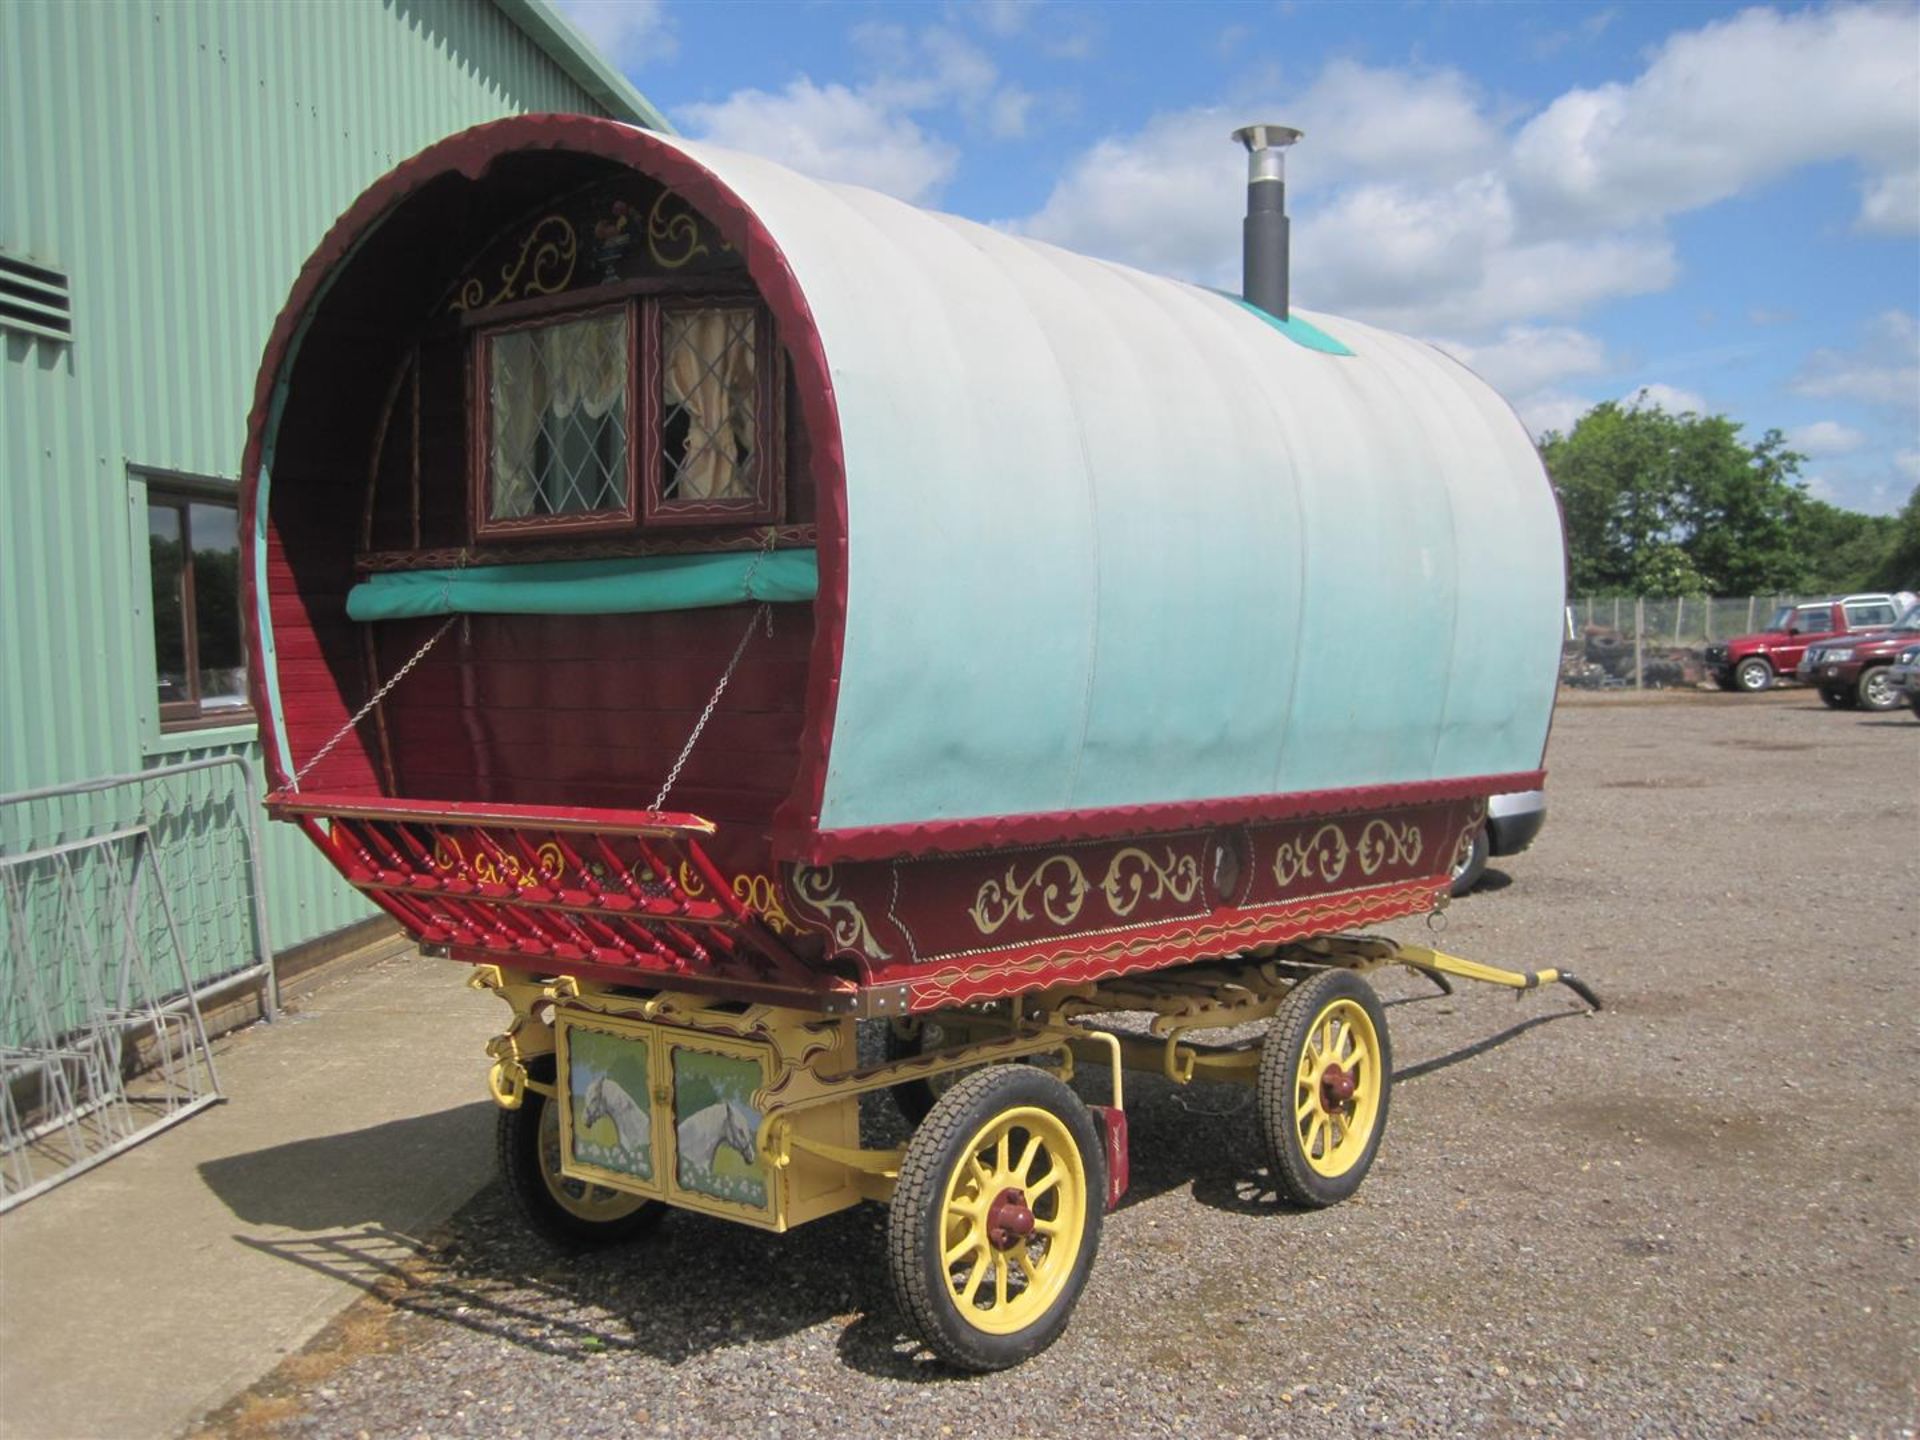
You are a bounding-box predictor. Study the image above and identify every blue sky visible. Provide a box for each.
[556,0,1920,515]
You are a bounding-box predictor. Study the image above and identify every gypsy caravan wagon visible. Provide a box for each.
[241,115,1596,1370]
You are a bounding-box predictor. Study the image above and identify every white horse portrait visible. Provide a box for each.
[580,1073,652,1162]
[676,1097,759,1173]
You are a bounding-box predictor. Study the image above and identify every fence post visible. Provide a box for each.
[1613,596,1621,633]
[1674,597,1685,646]
[1634,597,1645,691]
[1746,596,1755,632]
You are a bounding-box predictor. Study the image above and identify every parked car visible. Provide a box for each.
[1450,790,1546,896]
[1703,594,1905,692]
[1886,640,1920,720]
[1796,605,1920,710]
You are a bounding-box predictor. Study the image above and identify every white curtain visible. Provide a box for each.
[490,312,628,517]
[662,308,757,501]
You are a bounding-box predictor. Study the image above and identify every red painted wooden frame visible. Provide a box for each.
[642,297,785,528]
[469,299,641,541]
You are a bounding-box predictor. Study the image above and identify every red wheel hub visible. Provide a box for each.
[986,1186,1035,1250]
[1320,1062,1356,1110]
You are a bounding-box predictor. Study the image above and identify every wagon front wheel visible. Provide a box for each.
[886,1065,1104,1371]
[1258,969,1392,1208]
[497,1056,664,1248]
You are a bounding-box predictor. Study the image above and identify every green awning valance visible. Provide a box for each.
[345,549,818,621]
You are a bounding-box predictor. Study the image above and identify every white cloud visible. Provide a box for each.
[1786,421,1867,457]
[1793,311,1920,414]
[1513,390,1598,439]
[1896,449,1920,484]
[1802,474,1839,504]
[683,20,1035,202]
[1858,168,1920,237]
[551,0,675,67]
[1430,325,1608,398]
[680,80,958,204]
[971,0,1035,37]
[1009,6,1915,339]
[1624,383,1708,415]
[1508,4,1920,236]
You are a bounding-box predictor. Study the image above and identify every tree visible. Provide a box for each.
[1873,485,1920,592]
[1539,395,1852,595]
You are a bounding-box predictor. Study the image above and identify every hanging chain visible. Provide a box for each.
[651,601,771,813]
[290,615,457,790]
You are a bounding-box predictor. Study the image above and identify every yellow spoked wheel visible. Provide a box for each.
[1258,969,1393,1208]
[888,1066,1104,1371]
[497,1057,663,1247]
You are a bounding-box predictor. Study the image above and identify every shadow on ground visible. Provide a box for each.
[197,1103,495,1231]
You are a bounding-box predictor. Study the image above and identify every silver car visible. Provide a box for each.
[1450,789,1545,896]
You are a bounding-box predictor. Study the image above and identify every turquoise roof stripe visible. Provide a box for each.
[1205,289,1355,355]
[345,550,819,621]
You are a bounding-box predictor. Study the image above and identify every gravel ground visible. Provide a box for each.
[201,690,1919,1440]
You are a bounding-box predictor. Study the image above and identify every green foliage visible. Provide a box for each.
[1541,396,1904,596]
[1873,485,1920,591]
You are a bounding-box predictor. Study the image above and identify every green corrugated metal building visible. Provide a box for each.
[1,0,667,992]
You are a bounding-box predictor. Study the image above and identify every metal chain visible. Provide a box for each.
[651,601,771,813]
[290,615,457,790]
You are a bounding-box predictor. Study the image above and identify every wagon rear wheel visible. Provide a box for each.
[887,1066,1104,1371]
[1258,969,1392,1208]
[497,1056,664,1248]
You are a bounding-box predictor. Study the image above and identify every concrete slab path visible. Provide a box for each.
[0,951,500,1440]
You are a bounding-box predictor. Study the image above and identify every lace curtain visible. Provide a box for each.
[489,311,629,518]
[661,308,758,501]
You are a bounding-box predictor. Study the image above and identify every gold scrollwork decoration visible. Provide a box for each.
[734,873,798,936]
[1355,820,1422,876]
[1100,846,1202,918]
[1272,824,1351,887]
[645,190,709,270]
[465,839,565,891]
[677,860,707,898]
[969,856,1091,936]
[449,215,578,313]
[789,866,891,960]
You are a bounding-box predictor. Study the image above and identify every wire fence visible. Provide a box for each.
[1563,595,1816,690]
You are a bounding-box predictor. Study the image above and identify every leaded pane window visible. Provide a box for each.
[660,307,759,503]
[485,309,632,527]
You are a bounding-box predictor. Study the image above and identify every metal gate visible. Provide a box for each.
[0,756,276,1212]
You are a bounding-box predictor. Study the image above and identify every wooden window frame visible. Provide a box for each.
[470,300,640,542]
[146,479,255,733]
[642,298,785,529]
[468,288,784,542]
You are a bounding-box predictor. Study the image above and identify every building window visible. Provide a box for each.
[147,485,251,729]
[471,295,781,539]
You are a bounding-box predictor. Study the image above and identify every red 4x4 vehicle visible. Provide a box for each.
[1704,594,1905,693]
[1797,604,1920,710]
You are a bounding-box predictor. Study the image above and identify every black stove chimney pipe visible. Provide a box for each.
[1232,124,1302,322]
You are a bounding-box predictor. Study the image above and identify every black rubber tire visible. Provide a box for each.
[1818,686,1854,710]
[887,1065,1104,1371]
[1910,691,1920,721]
[1734,657,1773,692]
[1449,823,1490,897]
[1258,969,1393,1209]
[1856,665,1898,712]
[497,1056,665,1249]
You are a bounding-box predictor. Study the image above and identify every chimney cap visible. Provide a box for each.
[1232,124,1303,152]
